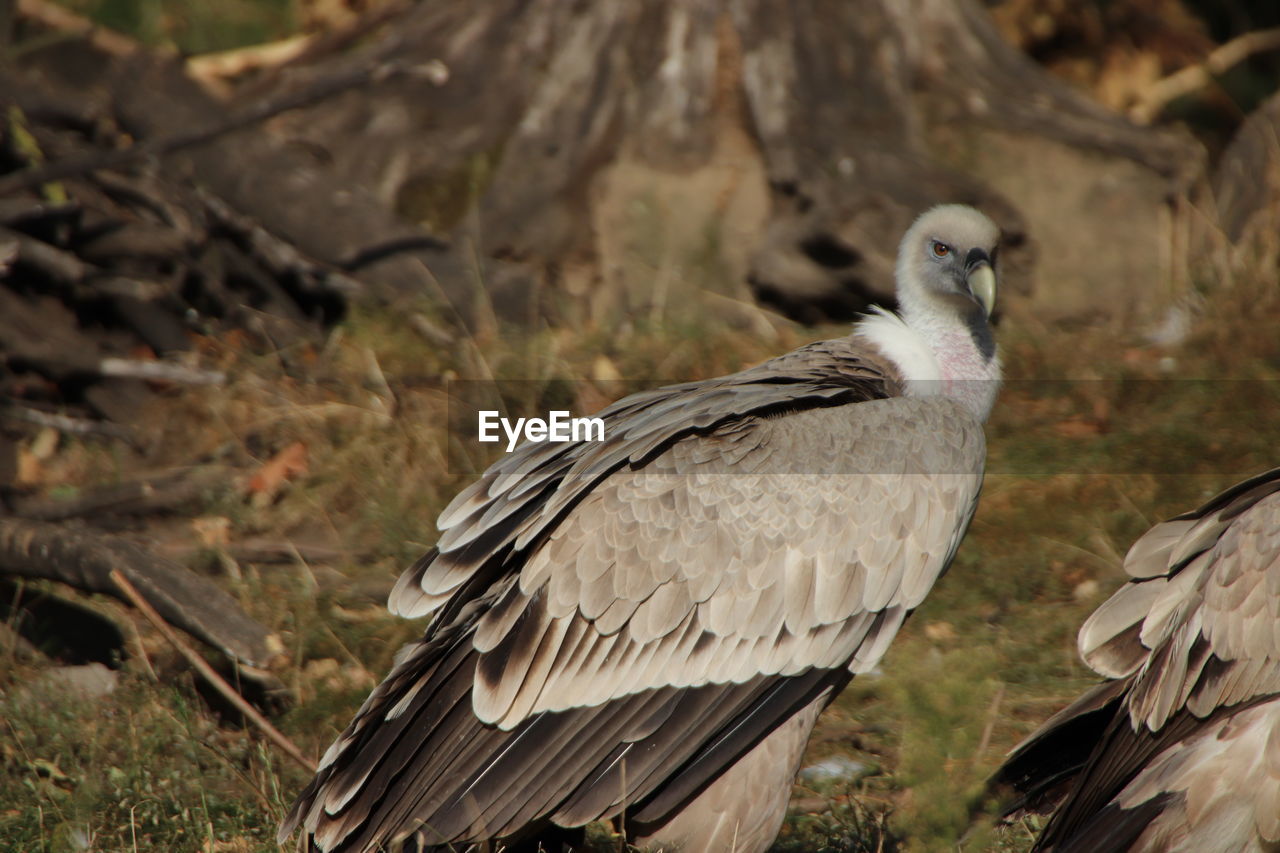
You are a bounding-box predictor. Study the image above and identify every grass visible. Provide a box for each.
[1,672,291,850]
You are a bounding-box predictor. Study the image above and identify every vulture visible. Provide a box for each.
[280,204,1003,852]
[995,468,1280,852]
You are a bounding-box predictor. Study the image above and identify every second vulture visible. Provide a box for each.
[281,204,1003,852]
[996,468,1280,852]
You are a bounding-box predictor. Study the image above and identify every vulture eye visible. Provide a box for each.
[930,241,951,258]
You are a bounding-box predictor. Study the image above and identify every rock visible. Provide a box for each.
[798,755,869,784]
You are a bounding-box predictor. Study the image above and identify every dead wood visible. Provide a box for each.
[5,0,1206,335]
[7,465,224,521]
[97,357,225,385]
[0,403,135,443]
[0,517,283,669]
[198,187,363,301]
[0,55,383,430]
[187,0,411,89]
[0,285,111,378]
[0,223,91,281]
[0,280,220,394]
[0,197,79,227]
[14,0,142,58]
[101,54,506,319]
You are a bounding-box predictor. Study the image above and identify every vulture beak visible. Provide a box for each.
[964,248,996,316]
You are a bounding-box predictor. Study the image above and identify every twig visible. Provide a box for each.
[974,682,1006,763]
[185,0,414,87]
[198,187,364,298]
[408,313,457,348]
[185,34,315,83]
[14,0,143,58]
[0,403,135,441]
[109,569,316,773]
[206,0,413,91]
[231,0,417,101]
[0,197,79,227]
[0,224,92,281]
[1130,27,1280,124]
[97,357,226,385]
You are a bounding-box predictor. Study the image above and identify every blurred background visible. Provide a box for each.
[1,0,1278,850]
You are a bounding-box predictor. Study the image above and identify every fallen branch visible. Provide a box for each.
[1131,27,1280,124]
[1,348,224,387]
[14,0,144,59]
[199,188,364,299]
[0,403,135,442]
[98,357,226,386]
[188,0,411,90]
[0,518,281,668]
[8,466,223,521]
[0,224,92,282]
[185,34,315,83]
[0,197,79,227]
[110,569,315,773]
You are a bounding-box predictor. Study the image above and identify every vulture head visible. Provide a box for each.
[896,204,1000,324]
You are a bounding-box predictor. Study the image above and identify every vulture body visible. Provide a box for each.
[996,468,1280,853]
[281,205,1002,852]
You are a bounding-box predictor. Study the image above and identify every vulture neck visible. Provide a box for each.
[856,303,1001,422]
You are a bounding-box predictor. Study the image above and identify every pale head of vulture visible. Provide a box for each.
[895,203,999,325]
[859,204,1001,421]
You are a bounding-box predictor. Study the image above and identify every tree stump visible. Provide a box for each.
[261,0,1200,326]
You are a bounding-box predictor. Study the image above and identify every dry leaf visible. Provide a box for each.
[246,441,308,503]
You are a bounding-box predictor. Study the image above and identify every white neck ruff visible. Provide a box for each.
[856,307,1001,422]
